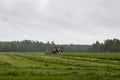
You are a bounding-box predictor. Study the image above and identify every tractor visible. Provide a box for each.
[45,46,64,54]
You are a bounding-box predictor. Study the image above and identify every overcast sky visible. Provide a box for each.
[0,0,120,44]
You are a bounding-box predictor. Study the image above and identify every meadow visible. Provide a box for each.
[0,52,119,80]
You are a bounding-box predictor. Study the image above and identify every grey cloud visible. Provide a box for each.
[0,0,120,44]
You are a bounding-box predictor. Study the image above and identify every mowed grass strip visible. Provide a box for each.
[0,53,68,69]
[59,55,120,65]
[15,53,120,70]
[0,54,44,67]
[0,75,114,80]
[62,52,120,60]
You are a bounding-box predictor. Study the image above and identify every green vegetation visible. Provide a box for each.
[0,52,119,80]
[0,38,120,52]
[0,40,88,52]
[89,39,120,52]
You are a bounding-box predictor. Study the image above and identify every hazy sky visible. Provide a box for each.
[0,0,120,44]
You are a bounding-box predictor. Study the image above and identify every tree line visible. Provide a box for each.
[0,39,120,52]
[89,39,120,52]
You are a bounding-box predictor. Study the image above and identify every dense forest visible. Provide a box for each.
[89,39,120,52]
[0,39,120,52]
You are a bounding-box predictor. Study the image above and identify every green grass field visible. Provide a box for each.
[0,52,120,80]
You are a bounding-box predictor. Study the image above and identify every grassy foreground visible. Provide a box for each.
[0,52,119,80]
